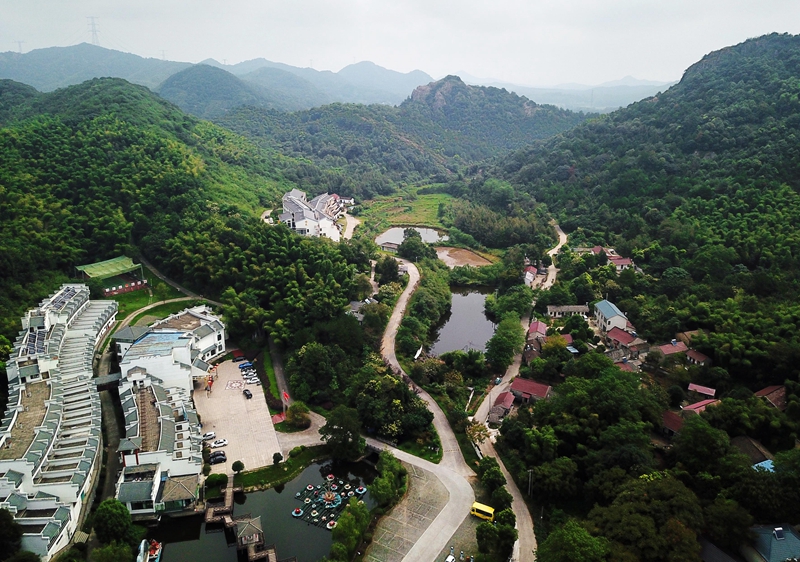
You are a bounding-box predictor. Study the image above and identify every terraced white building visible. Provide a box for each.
[0,284,116,560]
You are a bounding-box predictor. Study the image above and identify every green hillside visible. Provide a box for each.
[0,43,190,91]
[0,77,345,340]
[491,32,800,384]
[156,64,272,119]
[220,76,589,199]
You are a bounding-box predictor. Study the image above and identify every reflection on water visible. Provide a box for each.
[430,287,495,355]
[375,227,448,245]
[152,460,376,562]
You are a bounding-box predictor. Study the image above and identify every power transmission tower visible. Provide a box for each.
[14,40,24,53]
[87,16,100,45]
[159,50,166,60]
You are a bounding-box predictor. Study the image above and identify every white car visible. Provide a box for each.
[201,431,216,441]
[246,378,260,385]
[210,439,228,448]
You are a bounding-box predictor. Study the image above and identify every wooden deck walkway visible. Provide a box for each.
[203,475,295,561]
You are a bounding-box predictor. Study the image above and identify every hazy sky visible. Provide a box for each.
[2,0,799,86]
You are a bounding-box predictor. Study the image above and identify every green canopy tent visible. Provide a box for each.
[76,256,143,280]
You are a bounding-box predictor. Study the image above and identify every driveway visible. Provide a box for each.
[194,360,281,473]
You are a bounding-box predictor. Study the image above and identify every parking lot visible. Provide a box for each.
[193,359,281,474]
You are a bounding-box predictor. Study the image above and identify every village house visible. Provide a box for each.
[659,339,689,357]
[488,392,515,425]
[523,266,537,286]
[528,320,548,340]
[682,399,719,415]
[510,378,552,404]
[687,383,716,399]
[546,304,589,319]
[594,300,628,332]
[662,410,684,439]
[755,385,787,411]
[686,349,712,366]
[743,526,800,562]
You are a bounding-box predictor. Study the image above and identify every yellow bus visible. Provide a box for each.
[470,502,495,521]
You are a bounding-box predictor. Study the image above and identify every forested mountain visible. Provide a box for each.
[0,77,352,341]
[156,64,274,118]
[238,66,330,110]
[0,43,190,91]
[219,76,589,198]
[487,32,800,384]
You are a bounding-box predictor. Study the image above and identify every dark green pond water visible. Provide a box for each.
[151,460,376,562]
[430,287,495,356]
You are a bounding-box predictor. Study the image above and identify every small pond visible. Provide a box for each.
[151,460,376,562]
[430,287,496,355]
[375,227,449,245]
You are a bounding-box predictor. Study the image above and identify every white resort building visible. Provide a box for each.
[279,189,346,242]
[109,305,226,518]
[0,285,117,561]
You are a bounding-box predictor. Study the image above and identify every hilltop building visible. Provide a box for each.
[279,189,346,242]
[0,285,117,561]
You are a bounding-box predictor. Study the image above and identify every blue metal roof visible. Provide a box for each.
[595,300,626,320]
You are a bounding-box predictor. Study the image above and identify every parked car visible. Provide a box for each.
[209,455,227,465]
[239,362,253,369]
[241,370,256,376]
[245,378,260,385]
[210,439,228,448]
[243,389,253,399]
[209,450,226,460]
[201,432,216,441]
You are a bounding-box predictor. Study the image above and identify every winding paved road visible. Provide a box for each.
[379,259,477,561]
[469,222,568,560]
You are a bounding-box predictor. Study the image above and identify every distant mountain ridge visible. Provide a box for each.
[0,44,434,110]
[459,73,677,112]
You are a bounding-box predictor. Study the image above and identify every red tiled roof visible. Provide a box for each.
[755,385,787,411]
[609,256,632,265]
[494,392,515,410]
[607,327,634,346]
[524,266,537,274]
[561,333,573,344]
[659,341,689,355]
[684,399,719,413]
[688,383,715,397]
[663,410,684,433]
[615,361,635,372]
[591,245,604,255]
[510,378,551,399]
[529,320,548,335]
[686,349,710,364]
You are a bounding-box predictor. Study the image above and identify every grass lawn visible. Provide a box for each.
[127,300,208,327]
[106,266,184,322]
[360,191,452,229]
[262,350,280,401]
[397,425,444,464]
[274,422,306,434]
[234,445,328,490]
